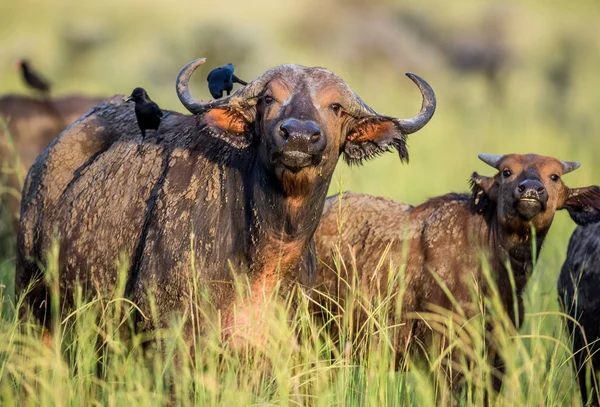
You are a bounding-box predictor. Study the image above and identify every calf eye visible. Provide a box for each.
[551,174,560,182]
[329,103,344,116]
[502,169,512,178]
[263,95,274,105]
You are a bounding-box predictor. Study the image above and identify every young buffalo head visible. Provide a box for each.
[176,58,435,195]
[471,153,600,234]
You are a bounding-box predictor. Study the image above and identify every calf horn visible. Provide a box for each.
[561,160,581,174]
[478,154,503,169]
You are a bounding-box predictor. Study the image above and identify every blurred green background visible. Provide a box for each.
[1,0,600,312]
[1,1,600,404]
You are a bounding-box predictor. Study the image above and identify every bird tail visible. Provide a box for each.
[232,75,247,86]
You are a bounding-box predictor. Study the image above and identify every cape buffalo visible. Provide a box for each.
[16,58,436,346]
[0,94,104,231]
[558,223,600,405]
[315,153,600,391]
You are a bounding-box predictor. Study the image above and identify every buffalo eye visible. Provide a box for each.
[329,103,344,116]
[502,169,512,178]
[551,174,560,182]
[263,94,274,105]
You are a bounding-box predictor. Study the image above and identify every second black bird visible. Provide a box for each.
[125,87,163,139]
[15,59,51,98]
[206,63,248,99]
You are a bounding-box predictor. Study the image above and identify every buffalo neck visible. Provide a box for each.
[249,162,331,241]
[244,160,332,277]
[478,204,548,294]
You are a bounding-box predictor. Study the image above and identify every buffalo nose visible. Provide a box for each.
[279,119,322,144]
[516,179,546,198]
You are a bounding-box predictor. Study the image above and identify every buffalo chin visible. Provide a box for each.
[515,199,544,220]
[274,150,322,173]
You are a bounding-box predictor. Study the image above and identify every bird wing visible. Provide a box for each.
[208,82,223,99]
[31,68,52,88]
[206,67,222,82]
[153,104,164,117]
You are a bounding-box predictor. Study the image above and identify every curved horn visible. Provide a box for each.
[176,57,212,114]
[561,160,581,174]
[393,73,436,135]
[478,154,503,169]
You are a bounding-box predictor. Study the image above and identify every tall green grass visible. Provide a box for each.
[0,231,591,406]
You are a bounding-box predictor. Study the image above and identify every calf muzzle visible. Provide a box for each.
[514,179,547,219]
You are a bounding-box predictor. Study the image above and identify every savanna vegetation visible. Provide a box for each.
[1,0,599,405]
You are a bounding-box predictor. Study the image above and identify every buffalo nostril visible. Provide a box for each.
[309,132,321,143]
[279,124,290,140]
[518,185,525,193]
[537,187,546,194]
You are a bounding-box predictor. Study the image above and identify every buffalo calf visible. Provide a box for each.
[316,153,600,392]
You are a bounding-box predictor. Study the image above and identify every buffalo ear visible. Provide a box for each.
[202,107,253,148]
[470,172,497,213]
[562,186,600,226]
[343,117,408,164]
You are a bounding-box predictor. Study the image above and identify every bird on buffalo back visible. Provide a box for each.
[14,59,51,99]
[124,87,163,139]
[206,63,248,99]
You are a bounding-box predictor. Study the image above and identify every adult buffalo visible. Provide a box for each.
[0,94,104,237]
[315,153,600,393]
[16,58,436,345]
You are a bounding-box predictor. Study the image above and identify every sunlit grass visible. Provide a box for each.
[0,232,592,406]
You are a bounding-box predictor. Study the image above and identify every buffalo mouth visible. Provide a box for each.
[515,198,545,220]
[274,150,322,173]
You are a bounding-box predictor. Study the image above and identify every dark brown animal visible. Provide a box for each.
[315,153,600,391]
[16,58,436,347]
[558,223,600,406]
[0,94,104,231]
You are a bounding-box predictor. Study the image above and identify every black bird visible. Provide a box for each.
[14,59,51,97]
[206,63,248,99]
[124,87,163,139]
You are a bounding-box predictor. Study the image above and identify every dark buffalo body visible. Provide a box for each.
[16,58,435,344]
[315,153,600,390]
[559,223,600,405]
[0,94,104,229]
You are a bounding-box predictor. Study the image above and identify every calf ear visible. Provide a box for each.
[202,107,253,148]
[470,172,498,213]
[343,117,408,164]
[562,186,600,225]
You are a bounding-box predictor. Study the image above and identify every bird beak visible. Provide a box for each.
[124,96,134,102]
